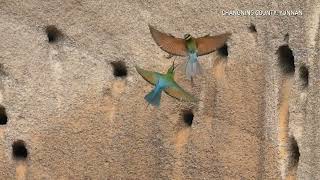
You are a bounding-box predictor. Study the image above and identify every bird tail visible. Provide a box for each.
[186,53,203,80]
[144,87,162,107]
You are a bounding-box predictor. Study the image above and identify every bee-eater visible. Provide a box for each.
[136,61,198,107]
[148,25,231,81]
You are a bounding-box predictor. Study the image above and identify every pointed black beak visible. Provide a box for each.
[172,59,176,70]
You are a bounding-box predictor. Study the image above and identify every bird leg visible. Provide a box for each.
[191,77,195,87]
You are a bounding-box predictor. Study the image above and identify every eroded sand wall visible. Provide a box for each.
[0,0,319,179]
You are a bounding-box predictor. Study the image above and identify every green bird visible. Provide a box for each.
[148,25,231,81]
[136,61,197,107]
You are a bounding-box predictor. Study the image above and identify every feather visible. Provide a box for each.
[145,85,163,107]
[149,25,188,56]
[164,82,198,102]
[185,52,202,80]
[135,66,161,85]
[196,32,231,56]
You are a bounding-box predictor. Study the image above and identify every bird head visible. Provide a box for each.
[167,59,177,77]
[184,34,192,40]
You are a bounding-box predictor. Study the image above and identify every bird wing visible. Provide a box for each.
[135,66,161,85]
[195,32,231,56]
[164,81,198,102]
[148,25,188,56]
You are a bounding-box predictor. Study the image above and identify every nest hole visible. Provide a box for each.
[182,109,194,126]
[277,45,295,74]
[111,61,127,78]
[249,23,257,33]
[299,65,309,88]
[0,63,8,77]
[0,105,7,125]
[288,136,300,169]
[12,140,28,160]
[217,44,229,57]
[45,25,63,43]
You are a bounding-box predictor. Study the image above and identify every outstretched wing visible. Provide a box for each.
[149,25,188,56]
[135,66,161,85]
[164,81,198,102]
[196,32,231,56]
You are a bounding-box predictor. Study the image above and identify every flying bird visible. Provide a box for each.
[136,61,197,107]
[148,25,231,81]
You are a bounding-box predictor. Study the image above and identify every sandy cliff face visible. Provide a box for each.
[0,0,319,179]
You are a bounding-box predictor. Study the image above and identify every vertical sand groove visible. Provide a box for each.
[172,127,191,180]
[174,127,191,153]
[212,57,227,82]
[307,0,320,50]
[16,162,27,180]
[278,78,293,179]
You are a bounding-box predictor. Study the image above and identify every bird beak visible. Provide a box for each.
[172,59,176,70]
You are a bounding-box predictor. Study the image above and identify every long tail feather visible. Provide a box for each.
[144,87,162,107]
[186,53,203,80]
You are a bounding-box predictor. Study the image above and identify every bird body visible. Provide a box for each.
[184,35,197,53]
[136,63,197,107]
[148,25,231,80]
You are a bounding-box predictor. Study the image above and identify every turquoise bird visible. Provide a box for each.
[149,25,231,81]
[136,61,197,107]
